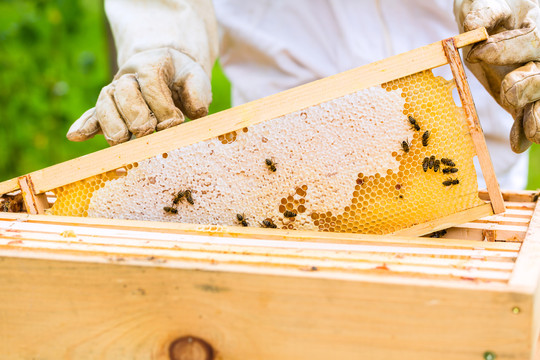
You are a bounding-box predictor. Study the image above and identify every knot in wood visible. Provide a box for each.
[169,336,214,360]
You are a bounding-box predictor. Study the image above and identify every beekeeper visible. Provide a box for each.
[67,0,539,190]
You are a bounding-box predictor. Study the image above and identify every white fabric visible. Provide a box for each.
[107,0,218,75]
[214,0,529,190]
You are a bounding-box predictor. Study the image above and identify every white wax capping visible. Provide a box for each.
[88,85,408,228]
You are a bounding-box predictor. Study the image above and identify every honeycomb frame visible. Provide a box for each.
[0,29,503,236]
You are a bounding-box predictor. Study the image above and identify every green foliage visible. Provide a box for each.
[529,145,540,190]
[0,0,537,191]
[209,60,232,115]
[0,0,232,183]
[0,0,110,181]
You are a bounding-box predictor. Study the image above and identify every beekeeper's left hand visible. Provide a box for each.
[455,0,540,153]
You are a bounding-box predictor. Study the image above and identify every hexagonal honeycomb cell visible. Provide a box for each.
[49,70,485,235]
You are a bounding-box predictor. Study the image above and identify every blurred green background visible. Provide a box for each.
[0,0,538,189]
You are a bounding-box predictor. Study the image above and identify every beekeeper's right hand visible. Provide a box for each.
[67,0,218,146]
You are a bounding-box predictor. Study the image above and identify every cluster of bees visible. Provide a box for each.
[400,117,429,153]
[163,189,194,214]
[162,116,462,232]
[0,194,23,213]
[402,116,460,187]
[235,158,298,228]
[422,156,459,185]
[236,213,278,228]
[163,158,294,228]
[429,229,448,238]
[236,208,297,228]
[237,211,297,228]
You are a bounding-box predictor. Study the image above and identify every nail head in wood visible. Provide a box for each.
[169,336,214,360]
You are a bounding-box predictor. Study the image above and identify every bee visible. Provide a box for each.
[260,219,278,228]
[422,157,429,172]
[442,179,452,186]
[442,167,458,174]
[283,210,297,218]
[443,178,460,186]
[401,139,411,153]
[236,213,249,227]
[422,130,430,147]
[265,158,277,172]
[184,189,194,205]
[429,229,447,238]
[428,155,435,169]
[441,158,456,167]
[173,190,185,204]
[163,206,178,214]
[433,159,440,172]
[1,199,10,212]
[408,115,420,131]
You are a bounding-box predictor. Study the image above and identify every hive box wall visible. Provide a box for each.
[0,255,532,360]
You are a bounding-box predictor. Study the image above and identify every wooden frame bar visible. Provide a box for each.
[479,189,540,203]
[442,38,505,214]
[17,176,49,215]
[0,211,521,251]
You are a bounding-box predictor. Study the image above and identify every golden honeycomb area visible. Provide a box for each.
[50,70,484,235]
[49,169,130,217]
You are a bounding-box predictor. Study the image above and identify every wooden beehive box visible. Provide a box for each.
[1,29,536,359]
[0,189,539,359]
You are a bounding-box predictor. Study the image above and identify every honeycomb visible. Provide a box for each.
[49,70,485,234]
[49,169,127,217]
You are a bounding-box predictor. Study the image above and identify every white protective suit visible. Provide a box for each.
[213,0,529,190]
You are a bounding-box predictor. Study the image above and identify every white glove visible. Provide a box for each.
[454,0,540,153]
[67,0,218,146]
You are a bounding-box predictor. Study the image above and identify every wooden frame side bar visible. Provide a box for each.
[17,176,49,215]
[441,38,505,214]
[0,29,488,196]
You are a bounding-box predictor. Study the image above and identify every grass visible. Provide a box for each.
[0,0,538,190]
